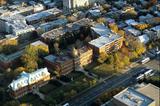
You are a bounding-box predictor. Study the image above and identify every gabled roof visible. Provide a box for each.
[8,68,50,91]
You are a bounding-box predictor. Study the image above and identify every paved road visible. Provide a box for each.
[62,57,159,106]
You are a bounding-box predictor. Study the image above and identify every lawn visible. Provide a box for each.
[85,62,116,78]
[45,72,96,104]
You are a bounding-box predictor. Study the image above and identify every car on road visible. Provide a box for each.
[140,57,150,64]
[63,103,69,106]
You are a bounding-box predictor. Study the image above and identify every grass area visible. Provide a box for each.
[19,94,43,105]
[39,83,58,94]
[45,71,97,105]
[85,62,116,78]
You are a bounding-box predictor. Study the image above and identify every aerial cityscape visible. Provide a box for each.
[0,0,159,106]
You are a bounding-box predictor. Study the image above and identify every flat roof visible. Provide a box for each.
[137,83,160,106]
[114,88,154,106]
[25,8,62,22]
[41,18,93,40]
[89,34,121,48]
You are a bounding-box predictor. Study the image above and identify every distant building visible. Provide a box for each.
[112,87,155,106]
[25,8,62,25]
[63,0,98,11]
[89,24,123,55]
[0,14,35,39]
[0,50,24,70]
[8,68,50,99]
[37,18,68,34]
[137,83,160,106]
[41,18,93,42]
[102,84,159,106]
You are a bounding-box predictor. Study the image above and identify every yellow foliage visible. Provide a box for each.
[97,17,106,24]
[134,24,151,30]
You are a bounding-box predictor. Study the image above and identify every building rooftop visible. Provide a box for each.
[31,40,48,47]
[114,87,154,106]
[89,35,121,48]
[0,14,35,35]
[137,83,160,106]
[91,24,111,37]
[138,34,149,44]
[41,18,93,40]
[124,26,141,36]
[44,54,72,64]
[8,68,50,91]
[0,50,24,63]
[89,24,122,48]
[37,18,68,32]
[25,8,62,22]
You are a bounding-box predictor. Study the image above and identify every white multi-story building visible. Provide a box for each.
[63,0,98,10]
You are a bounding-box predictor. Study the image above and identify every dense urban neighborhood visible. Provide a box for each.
[0,0,159,106]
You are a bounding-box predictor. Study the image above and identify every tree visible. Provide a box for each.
[109,23,118,33]
[117,30,125,37]
[14,67,26,76]
[66,15,77,23]
[70,46,78,58]
[123,56,130,65]
[97,52,108,63]
[97,17,106,24]
[21,45,38,71]
[53,42,60,55]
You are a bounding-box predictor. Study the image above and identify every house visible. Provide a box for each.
[124,26,141,37]
[150,25,160,39]
[138,34,150,44]
[8,68,50,99]
[44,54,74,75]
[89,24,123,55]
[125,19,138,26]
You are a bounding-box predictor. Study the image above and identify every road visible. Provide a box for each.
[61,56,159,106]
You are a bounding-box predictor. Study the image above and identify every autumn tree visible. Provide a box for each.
[53,42,60,55]
[97,52,108,64]
[109,23,118,33]
[21,45,38,72]
[97,17,106,24]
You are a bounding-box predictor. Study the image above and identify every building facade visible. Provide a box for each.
[8,68,50,99]
[44,55,74,75]
[89,24,123,56]
[63,0,98,11]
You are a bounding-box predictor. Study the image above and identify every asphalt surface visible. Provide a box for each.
[62,55,159,106]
